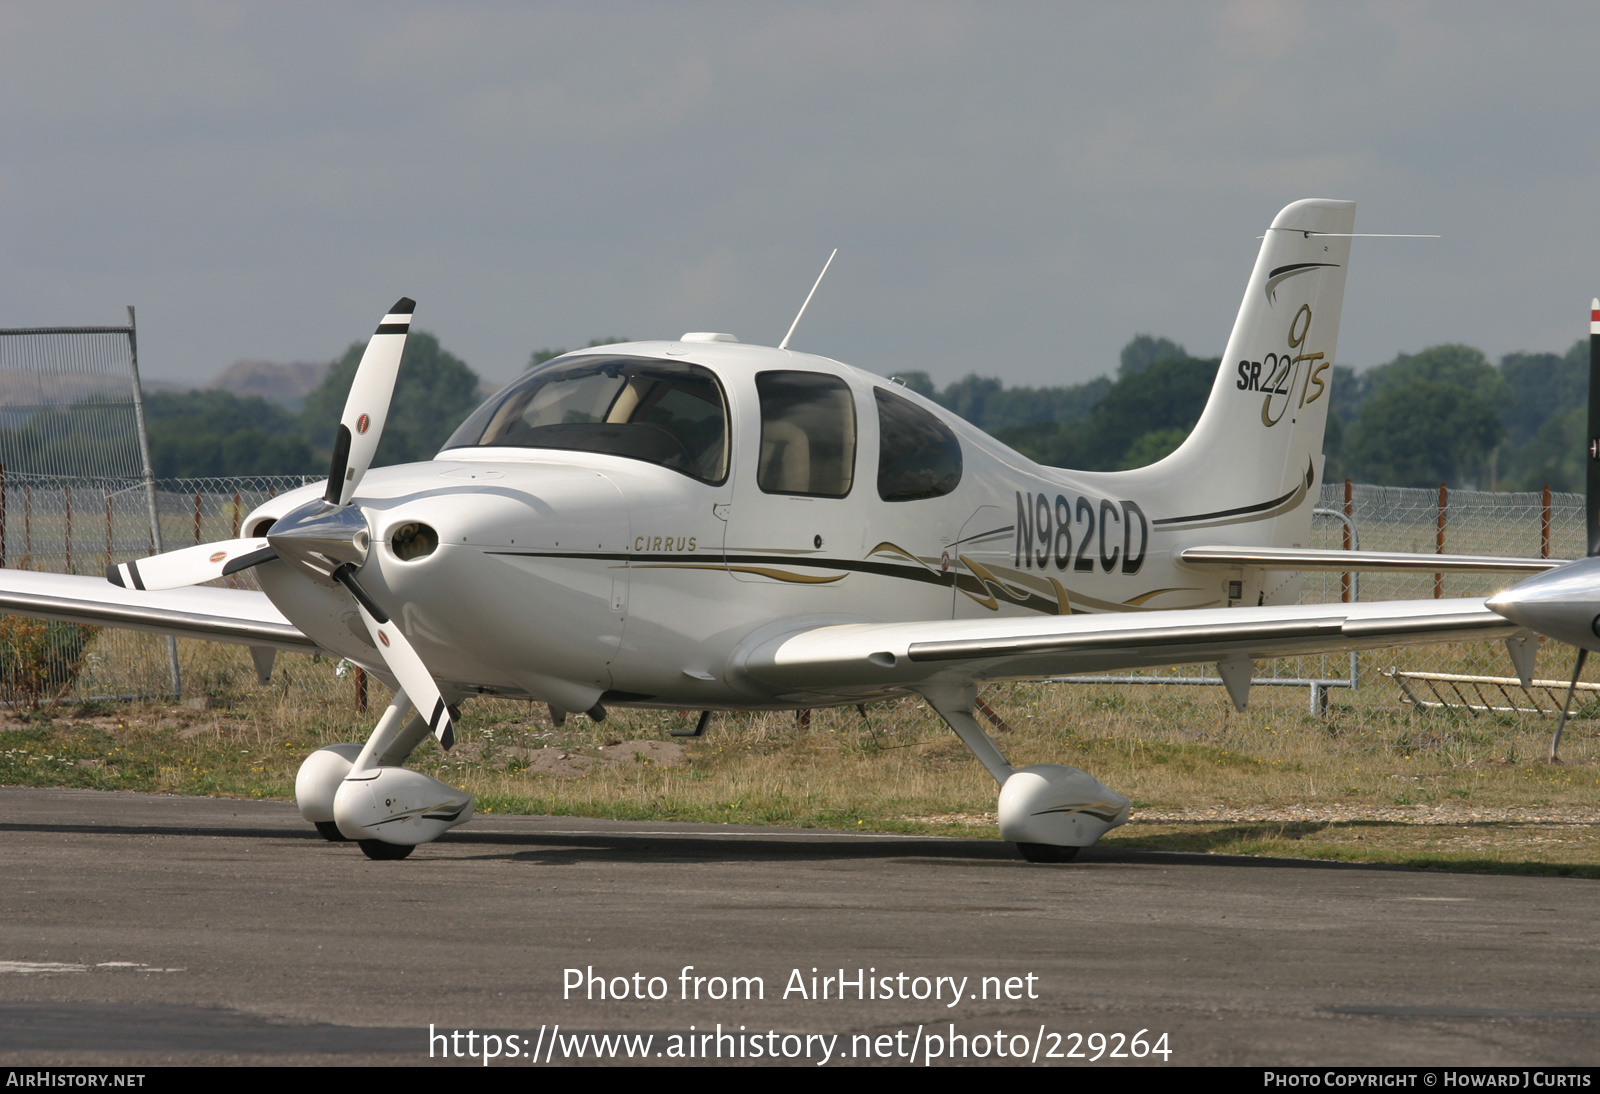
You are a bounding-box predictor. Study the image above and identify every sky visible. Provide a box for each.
[2,1,1599,389]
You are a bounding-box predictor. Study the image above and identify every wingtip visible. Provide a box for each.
[390,297,416,315]
[105,563,124,587]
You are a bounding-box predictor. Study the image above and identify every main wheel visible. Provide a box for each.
[1015,842,1079,864]
[358,839,415,861]
[315,821,350,842]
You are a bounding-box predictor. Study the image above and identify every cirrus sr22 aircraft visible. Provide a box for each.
[0,199,1553,861]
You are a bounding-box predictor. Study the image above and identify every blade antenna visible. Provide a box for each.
[778,248,837,351]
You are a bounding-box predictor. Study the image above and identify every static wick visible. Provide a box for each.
[779,248,838,351]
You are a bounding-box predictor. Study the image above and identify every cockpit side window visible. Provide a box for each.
[874,387,962,501]
[755,371,856,498]
[440,355,729,484]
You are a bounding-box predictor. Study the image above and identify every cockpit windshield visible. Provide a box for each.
[441,355,729,484]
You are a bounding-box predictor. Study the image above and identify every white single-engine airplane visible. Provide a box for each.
[0,199,1553,861]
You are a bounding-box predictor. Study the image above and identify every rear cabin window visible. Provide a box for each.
[755,371,857,498]
[874,387,962,501]
[440,355,729,484]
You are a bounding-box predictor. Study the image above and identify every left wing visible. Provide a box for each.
[737,597,1517,701]
[0,570,315,651]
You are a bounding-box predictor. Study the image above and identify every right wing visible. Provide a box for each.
[0,570,316,651]
[736,597,1517,701]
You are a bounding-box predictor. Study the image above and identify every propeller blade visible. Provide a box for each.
[331,565,456,750]
[1588,298,1599,556]
[1550,648,1588,763]
[106,538,277,590]
[325,297,415,507]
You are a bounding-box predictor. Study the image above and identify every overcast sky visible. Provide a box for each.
[2,2,1598,389]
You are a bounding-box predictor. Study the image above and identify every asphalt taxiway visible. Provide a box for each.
[0,786,1596,1066]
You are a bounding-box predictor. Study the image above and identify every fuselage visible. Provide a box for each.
[244,337,1314,714]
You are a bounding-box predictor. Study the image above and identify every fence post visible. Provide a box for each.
[104,489,112,574]
[126,306,181,696]
[23,484,31,569]
[0,462,6,569]
[193,489,202,546]
[1434,482,1447,599]
[1341,477,1353,602]
[1541,484,1551,559]
[231,491,240,538]
[64,483,72,575]
[355,666,368,714]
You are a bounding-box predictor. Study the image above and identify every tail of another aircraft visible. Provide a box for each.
[1098,199,1354,595]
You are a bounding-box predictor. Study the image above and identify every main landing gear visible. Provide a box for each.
[920,685,1130,864]
[293,687,474,859]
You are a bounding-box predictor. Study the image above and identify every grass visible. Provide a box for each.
[3,667,1598,877]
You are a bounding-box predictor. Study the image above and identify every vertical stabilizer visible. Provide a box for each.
[1120,199,1354,566]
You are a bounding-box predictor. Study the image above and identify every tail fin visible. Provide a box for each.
[1119,198,1354,556]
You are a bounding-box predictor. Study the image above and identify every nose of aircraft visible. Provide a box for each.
[1486,556,1600,652]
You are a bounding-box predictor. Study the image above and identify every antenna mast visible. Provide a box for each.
[779,248,837,350]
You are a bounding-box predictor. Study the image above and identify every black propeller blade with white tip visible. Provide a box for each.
[332,564,456,749]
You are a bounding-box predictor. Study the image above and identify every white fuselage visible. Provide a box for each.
[245,334,1332,715]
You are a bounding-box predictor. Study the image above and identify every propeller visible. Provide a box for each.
[1547,296,1600,762]
[106,297,457,749]
[107,537,275,591]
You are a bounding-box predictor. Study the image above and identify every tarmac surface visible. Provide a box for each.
[0,786,1596,1067]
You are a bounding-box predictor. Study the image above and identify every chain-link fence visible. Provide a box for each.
[1064,481,1585,710]
[0,474,1588,714]
[0,473,373,710]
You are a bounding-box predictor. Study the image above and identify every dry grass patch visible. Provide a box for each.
[2,670,1598,874]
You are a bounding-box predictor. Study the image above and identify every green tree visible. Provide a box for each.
[302,331,482,467]
[144,390,315,477]
[1344,380,1502,488]
[1500,404,1584,492]
[1498,340,1586,446]
[997,357,1215,469]
[1119,335,1188,378]
[1365,344,1508,406]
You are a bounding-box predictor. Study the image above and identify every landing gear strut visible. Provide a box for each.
[920,684,1129,862]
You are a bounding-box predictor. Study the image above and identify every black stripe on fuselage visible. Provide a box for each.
[487,549,957,589]
[485,548,1066,614]
[1150,482,1300,527]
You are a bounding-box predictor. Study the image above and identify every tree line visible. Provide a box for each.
[901,335,1588,493]
[0,330,1583,492]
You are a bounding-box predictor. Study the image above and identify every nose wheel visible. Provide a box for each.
[359,839,416,860]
